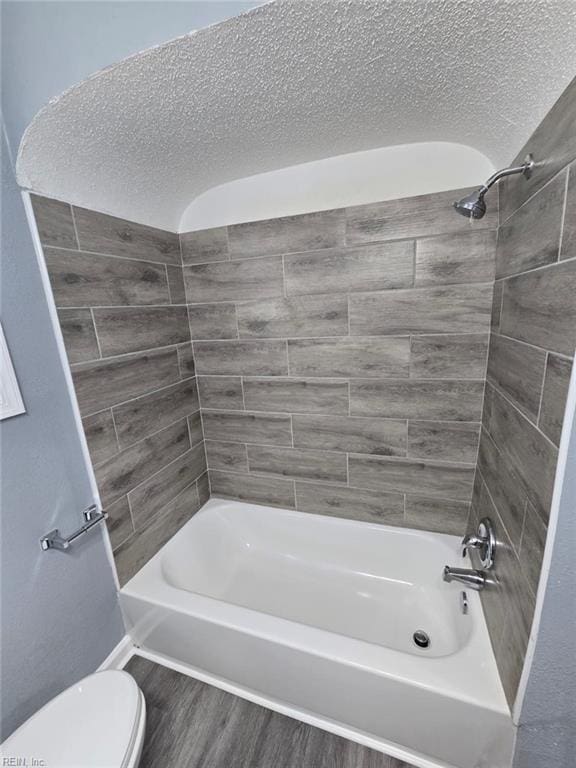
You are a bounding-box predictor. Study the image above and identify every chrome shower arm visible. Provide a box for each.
[480,155,534,193]
[454,154,535,219]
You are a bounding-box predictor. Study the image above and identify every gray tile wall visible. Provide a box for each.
[182,187,497,538]
[31,197,207,585]
[469,155,576,709]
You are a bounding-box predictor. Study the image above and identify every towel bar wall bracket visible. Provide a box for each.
[40,504,107,551]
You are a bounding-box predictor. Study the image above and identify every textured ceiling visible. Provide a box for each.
[17,0,576,231]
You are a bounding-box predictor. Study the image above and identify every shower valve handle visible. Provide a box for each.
[460,518,496,569]
[461,533,483,558]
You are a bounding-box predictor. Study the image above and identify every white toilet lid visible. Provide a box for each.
[1,671,143,768]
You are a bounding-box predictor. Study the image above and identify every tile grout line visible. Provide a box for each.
[177,232,184,267]
[192,333,414,342]
[65,326,493,342]
[62,303,190,311]
[193,478,202,508]
[346,294,351,338]
[165,264,173,304]
[497,283,504,334]
[470,348,489,517]
[242,443,249,472]
[281,254,288,298]
[233,303,241,341]
[228,466,346,491]
[109,408,122,454]
[557,164,570,261]
[194,372,209,477]
[72,340,191,370]
[201,404,481,425]
[184,307,195,363]
[184,280,498,307]
[223,224,232,262]
[190,373,485,383]
[43,243,182,268]
[69,205,81,250]
[89,308,104,360]
[124,493,138,537]
[198,373,482,384]
[346,450,475,469]
[535,351,549,427]
[517,498,531,561]
[205,411,481,428]
[185,415,195,455]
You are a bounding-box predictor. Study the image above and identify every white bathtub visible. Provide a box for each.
[120,498,514,768]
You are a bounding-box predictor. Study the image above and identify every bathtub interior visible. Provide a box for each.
[160,500,472,657]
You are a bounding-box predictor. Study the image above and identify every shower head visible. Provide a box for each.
[453,188,487,220]
[453,154,535,220]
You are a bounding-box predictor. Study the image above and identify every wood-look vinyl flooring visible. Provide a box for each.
[124,655,416,768]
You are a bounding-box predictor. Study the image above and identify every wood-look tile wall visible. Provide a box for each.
[31,196,208,585]
[468,156,576,708]
[182,188,498,535]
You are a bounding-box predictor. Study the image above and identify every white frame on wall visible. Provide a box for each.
[0,321,26,420]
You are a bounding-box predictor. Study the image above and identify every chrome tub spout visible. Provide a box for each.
[443,566,486,591]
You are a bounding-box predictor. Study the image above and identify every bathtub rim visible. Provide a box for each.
[121,497,510,716]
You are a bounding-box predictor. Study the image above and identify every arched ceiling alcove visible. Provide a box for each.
[17,0,576,232]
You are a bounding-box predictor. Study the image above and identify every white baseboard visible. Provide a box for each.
[98,635,135,671]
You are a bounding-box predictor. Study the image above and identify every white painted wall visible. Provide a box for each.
[179,141,494,231]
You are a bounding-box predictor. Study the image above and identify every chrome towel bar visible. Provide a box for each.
[40,504,107,551]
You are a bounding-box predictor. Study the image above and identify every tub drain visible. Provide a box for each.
[413,630,430,649]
